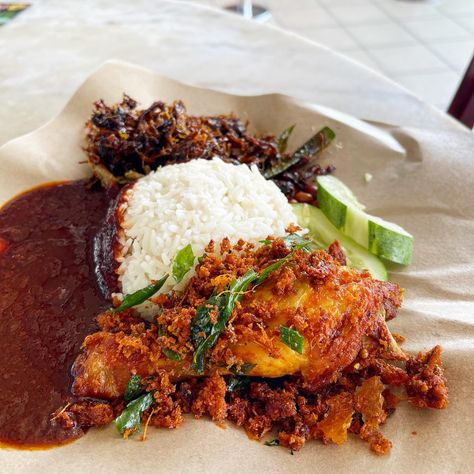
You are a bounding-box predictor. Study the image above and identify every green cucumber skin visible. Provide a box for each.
[317,175,413,265]
[368,221,413,265]
[291,203,387,281]
[317,184,347,230]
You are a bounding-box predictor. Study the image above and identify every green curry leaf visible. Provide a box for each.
[254,240,309,286]
[281,234,312,250]
[162,347,182,361]
[277,124,295,154]
[227,376,251,393]
[172,244,195,283]
[279,326,304,354]
[123,374,144,403]
[190,238,311,373]
[114,392,154,436]
[263,126,335,179]
[112,274,168,313]
[229,362,256,375]
[264,439,280,447]
[191,270,258,373]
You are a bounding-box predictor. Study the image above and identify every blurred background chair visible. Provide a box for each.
[448,55,474,129]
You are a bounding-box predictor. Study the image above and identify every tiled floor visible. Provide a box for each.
[187,0,474,112]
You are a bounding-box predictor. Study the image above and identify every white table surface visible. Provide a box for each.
[1,3,474,473]
[0,0,467,147]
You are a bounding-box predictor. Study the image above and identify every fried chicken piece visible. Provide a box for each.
[231,268,405,389]
[72,245,404,400]
[406,345,448,409]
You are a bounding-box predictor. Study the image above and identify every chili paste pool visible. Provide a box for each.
[0,180,113,448]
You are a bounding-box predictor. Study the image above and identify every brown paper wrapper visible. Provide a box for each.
[0,61,473,473]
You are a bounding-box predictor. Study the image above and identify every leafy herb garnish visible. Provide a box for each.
[190,294,220,373]
[112,274,168,313]
[260,234,311,250]
[221,270,258,324]
[162,347,182,361]
[277,124,295,154]
[115,392,154,436]
[264,439,280,447]
[229,362,256,375]
[124,374,144,403]
[227,376,251,393]
[191,239,312,372]
[281,234,312,250]
[191,270,258,373]
[279,326,304,354]
[157,325,182,361]
[172,244,195,283]
[254,240,309,286]
[291,126,335,164]
[263,126,335,179]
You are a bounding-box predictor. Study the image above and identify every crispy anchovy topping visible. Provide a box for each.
[85,96,335,204]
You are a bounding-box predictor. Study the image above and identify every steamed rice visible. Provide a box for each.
[116,158,298,296]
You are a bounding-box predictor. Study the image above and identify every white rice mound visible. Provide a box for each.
[116,157,298,296]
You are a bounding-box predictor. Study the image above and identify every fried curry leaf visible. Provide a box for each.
[291,126,335,164]
[190,302,214,349]
[227,376,251,393]
[255,255,288,286]
[190,293,221,371]
[191,270,258,373]
[193,327,224,373]
[281,234,312,250]
[191,296,223,374]
[124,374,144,403]
[192,243,312,371]
[162,347,182,361]
[259,235,311,250]
[157,325,182,361]
[115,392,154,436]
[112,274,169,313]
[264,439,280,447]
[229,362,256,375]
[254,241,309,286]
[277,124,296,154]
[279,326,304,354]
[172,244,195,283]
[263,126,335,179]
[220,270,258,328]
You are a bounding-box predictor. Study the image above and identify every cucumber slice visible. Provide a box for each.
[316,175,413,265]
[291,203,388,281]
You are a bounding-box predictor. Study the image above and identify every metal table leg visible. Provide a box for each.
[224,0,271,21]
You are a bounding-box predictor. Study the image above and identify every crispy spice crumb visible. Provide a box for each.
[67,237,447,455]
[192,372,228,422]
